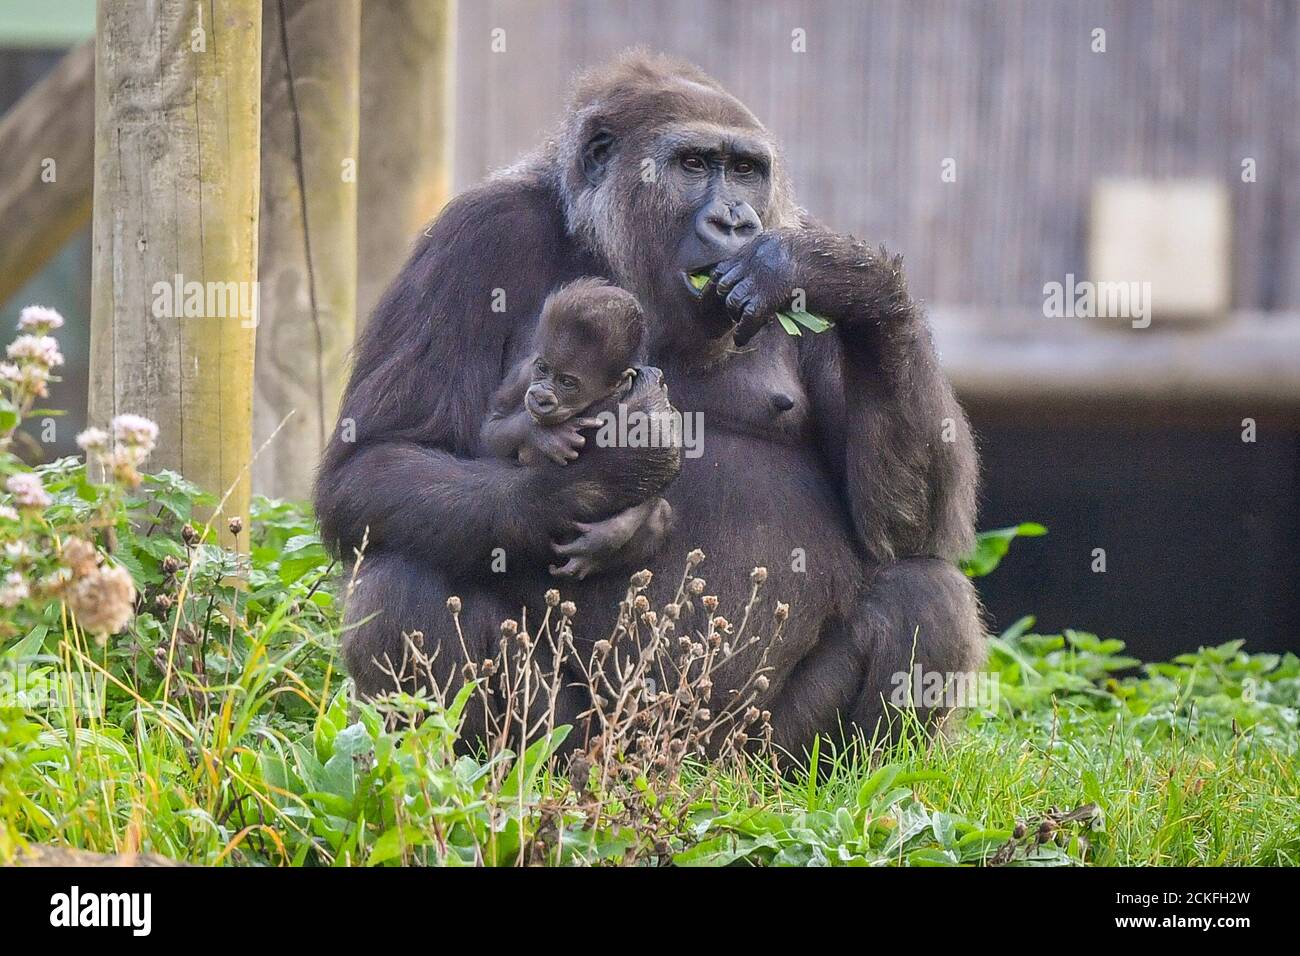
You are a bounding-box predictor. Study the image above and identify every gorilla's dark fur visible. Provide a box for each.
[315,52,983,752]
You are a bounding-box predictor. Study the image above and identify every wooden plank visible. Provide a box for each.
[254,0,360,500]
[356,0,455,328]
[931,307,1300,408]
[88,0,260,545]
[0,41,93,308]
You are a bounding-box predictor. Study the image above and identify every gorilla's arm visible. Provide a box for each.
[315,178,598,568]
[711,226,976,564]
[794,233,977,565]
[480,362,533,461]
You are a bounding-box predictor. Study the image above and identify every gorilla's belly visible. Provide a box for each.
[654,428,864,654]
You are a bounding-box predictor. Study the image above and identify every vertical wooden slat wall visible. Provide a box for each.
[452,0,1299,311]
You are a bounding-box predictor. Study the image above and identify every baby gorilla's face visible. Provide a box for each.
[526,354,615,425]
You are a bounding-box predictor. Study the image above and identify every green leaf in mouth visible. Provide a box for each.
[688,272,832,335]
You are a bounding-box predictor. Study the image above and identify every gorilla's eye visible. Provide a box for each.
[557,375,579,391]
[680,154,708,173]
[535,359,550,376]
[733,160,756,176]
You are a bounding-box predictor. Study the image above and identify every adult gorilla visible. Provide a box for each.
[316,52,982,751]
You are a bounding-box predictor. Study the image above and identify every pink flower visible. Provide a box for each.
[0,571,28,608]
[5,472,51,509]
[18,305,65,334]
[111,414,159,453]
[76,427,109,454]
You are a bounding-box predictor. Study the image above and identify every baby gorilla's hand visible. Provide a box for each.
[528,417,602,466]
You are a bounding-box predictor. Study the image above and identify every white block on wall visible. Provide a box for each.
[1090,179,1231,324]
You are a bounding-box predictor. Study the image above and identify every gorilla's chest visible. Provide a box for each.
[660,329,811,444]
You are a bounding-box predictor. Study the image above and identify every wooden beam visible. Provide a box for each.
[356,0,456,328]
[253,0,361,500]
[88,1,260,545]
[0,41,93,308]
[931,308,1300,414]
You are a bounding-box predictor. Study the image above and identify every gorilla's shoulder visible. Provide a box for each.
[414,170,571,264]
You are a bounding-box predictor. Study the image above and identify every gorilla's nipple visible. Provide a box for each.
[771,392,796,413]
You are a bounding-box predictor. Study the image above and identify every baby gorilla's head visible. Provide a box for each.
[527,278,645,425]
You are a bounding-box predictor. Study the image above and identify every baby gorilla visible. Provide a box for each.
[481,278,645,466]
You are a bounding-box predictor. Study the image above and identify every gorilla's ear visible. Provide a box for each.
[581,129,616,186]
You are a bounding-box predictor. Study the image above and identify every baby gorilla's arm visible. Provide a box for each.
[519,414,603,466]
[480,406,539,460]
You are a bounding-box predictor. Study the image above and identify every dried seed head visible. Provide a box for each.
[760,710,771,722]
[594,639,612,656]
[698,677,713,696]
[702,595,719,611]
[640,611,658,628]
[630,569,653,589]
[154,592,174,611]
[1013,822,1027,839]
[662,603,681,621]
[750,566,768,584]
[687,577,706,596]
[745,706,761,723]
[669,739,686,756]
[461,662,477,681]
[181,524,200,546]
[227,516,243,536]
[500,618,519,638]
[446,595,462,614]
[544,588,560,607]
[774,602,790,622]
[633,594,650,612]
[754,675,770,693]
[734,731,749,748]
[686,548,705,568]
[480,659,497,676]
[560,600,576,617]
[517,631,532,650]
[695,708,712,722]
[161,555,182,576]
[712,616,731,633]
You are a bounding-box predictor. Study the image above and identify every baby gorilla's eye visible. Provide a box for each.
[557,375,579,391]
[534,359,549,375]
[680,154,707,173]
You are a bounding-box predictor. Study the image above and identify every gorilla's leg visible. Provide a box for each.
[342,551,591,745]
[843,559,986,740]
[768,558,984,754]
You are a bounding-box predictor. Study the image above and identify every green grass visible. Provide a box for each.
[0,467,1295,865]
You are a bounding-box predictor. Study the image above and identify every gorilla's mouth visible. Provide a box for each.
[681,269,717,299]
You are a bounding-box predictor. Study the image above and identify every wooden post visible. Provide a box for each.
[356,0,456,328]
[0,41,94,309]
[88,1,260,545]
[254,0,361,500]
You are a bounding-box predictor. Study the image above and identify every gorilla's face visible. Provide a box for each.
[565,81,795,350]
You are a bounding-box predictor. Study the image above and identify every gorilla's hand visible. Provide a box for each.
[549,497,673,580]
[710,229,803,347]
[528,417,603,466]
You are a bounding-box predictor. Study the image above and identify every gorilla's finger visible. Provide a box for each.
[714,261,748,294]
[576,417,604,429]
[726,276,756,312]
[552,536,584,556]
[733,308,769,346]
[548,560,580,578]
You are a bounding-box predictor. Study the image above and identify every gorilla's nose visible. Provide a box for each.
[695,199,760,255]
